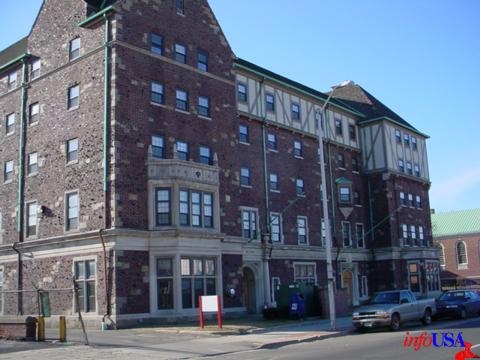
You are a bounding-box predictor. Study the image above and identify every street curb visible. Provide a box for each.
[257,328,353,349]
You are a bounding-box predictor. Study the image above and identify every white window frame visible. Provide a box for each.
[67,138,79,163]
[27,152,38,175]
[6,113,15,135]
[31,59,41,79]
[26,201,37,238]
[69,37,81,60]
[270,212,282,243]
[241,207,258,240]
[66,191,79,231]
[297,216,308,245]
[174,43,187,63]
[4,160,14,183]
[68,84,80,109]
[29,102,39,125]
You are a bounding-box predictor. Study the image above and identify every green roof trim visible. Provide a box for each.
[431,208,480,237]
[234,58,365,118]
[79,5,115,28]
[335,177,352,184]
[0,53,30,73]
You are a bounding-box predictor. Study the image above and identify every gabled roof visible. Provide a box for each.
[0,37,28,70]
[234,58,365,118]
[431,208,480,238]
[331,82,428,137]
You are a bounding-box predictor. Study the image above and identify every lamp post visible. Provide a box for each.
[317,80,351,330]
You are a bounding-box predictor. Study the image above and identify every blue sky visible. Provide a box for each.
[1,1,479,213]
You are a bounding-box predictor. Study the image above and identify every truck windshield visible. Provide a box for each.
[371,292,400,304]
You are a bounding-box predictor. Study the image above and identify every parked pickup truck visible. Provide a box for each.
[352,290,436,331]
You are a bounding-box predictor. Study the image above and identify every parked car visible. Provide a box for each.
[352,290,436,331]
[434,290,480,319]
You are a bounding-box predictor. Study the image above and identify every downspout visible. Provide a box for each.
[101,14,113,327]
[15,58,28,315]
[259,78,272,307]
[103,14,111,229]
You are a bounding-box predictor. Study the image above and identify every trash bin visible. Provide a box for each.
[25,316,37,341]
[289,293,305,319]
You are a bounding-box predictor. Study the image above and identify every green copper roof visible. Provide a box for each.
[431,208,480,237]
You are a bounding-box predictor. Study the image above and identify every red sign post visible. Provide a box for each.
[199,295,222,329]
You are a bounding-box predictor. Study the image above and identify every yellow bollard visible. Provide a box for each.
[59,316,67,342]
[37,316,45,342]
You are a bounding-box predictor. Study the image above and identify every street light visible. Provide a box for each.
[317,80,352,330]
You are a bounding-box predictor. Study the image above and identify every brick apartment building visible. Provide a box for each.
[432,209,480,288]
[0,0,440,327]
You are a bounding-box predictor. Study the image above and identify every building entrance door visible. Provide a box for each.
[342,269,354,307]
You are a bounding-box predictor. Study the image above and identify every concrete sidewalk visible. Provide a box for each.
[0,316,354,359]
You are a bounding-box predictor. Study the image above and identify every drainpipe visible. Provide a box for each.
[101,14,113,327]
[103,14,111,229]
[15,58,28,315]
[259,78,272,307]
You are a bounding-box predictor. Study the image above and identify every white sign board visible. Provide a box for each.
[200,295,219,312]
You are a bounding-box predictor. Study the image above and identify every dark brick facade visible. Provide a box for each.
[0,0,439,325]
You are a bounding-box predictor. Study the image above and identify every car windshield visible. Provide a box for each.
[438,291,467,301]
[371,292,400,304]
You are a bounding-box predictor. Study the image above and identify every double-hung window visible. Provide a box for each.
[26,202,37,238]
[398,159,404,173]
[176,0,185,15]
[349,124,356,141]
[242,209,258,239]
[175,43,187,63]
[66,192,79,231]
[69,37,81,61]
[291,102,300,121]
[31,59,41,79]
[270,212,282,242]
[267,133,277,151]
[197,50,208,72]
[151,82,164,104]
[339,186,351,203]
[68,85,80,109]
[199,146,212,165]
[237,83,247,102]
[297,216,308,244]
[181,258,216,309]
[356,223,365,248]
[27,152,38,175]
[4,161,14,183]
[294,140,302,157]
[269,173,278,191]
[156,188,171,226]
[342,221,352,247]
[151,135,165,159]
[296,177,304,196]
[335,118,343,136]
[7,72,17,90]
[179,190,213,228]
[176,89,188,111]
[240,167,251,186]
[29,103,39,125]
[67,138,79,163]
[265,93,275,112]
[150,33,163,55]
[176,140,189,160]
[239,124,249,143]
[74,260,96,312]
[198,96,210,117]
[6,113,15,135]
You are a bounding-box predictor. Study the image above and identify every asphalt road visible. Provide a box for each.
[1,317,479,359]
[210,318,480,360]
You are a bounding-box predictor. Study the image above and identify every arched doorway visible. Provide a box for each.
[342,269,354,307]
[243,267,256,314]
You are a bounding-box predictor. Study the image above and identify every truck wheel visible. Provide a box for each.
[421,309,432,325]
[390,314,400,331]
